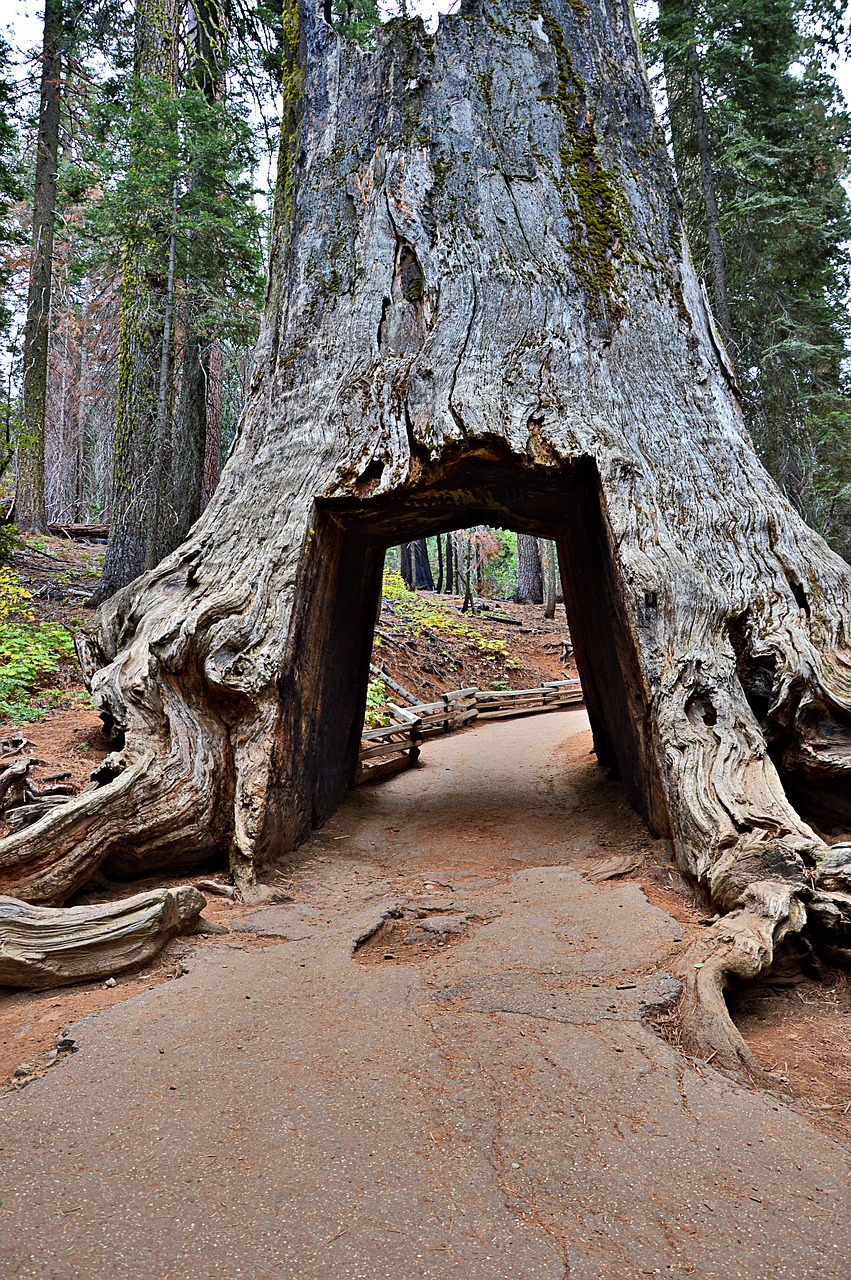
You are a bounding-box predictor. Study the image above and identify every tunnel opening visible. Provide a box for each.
[262,452,670,864]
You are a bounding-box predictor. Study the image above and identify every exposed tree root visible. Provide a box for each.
[676,882,807,1073]
[0,884,206,989]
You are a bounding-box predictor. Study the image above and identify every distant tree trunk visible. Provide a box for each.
[172,324,206,533]
[412,538,434,590]
[435,530,443,593]
[174,0,228,529]
[515,534,543,604]
[97,0,178,600]
[399,542,414,587]
[18,0,62,533]
[201,339,222,506]
[147,176,180,567]
[541,538,557,618]
[444,532,454,593]
[74,294,89,521]
[659,0,734,354]
[9,0,851,1075]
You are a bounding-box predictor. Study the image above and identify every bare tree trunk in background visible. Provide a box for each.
[444,532,453,593]
[541,538,557,618]
[412,538,434,590]
[435,529,444,593]
[515,534,543,604]
[18,0,63,532]
[7,0,851,1072]
[97,0,179,600]
[147,176,179,567]
[399,541,413,587]
[659,0,734,355]
[175,0,228,527]
[74,295,89,520]
[201,339,222,506]
[460,534,474,612]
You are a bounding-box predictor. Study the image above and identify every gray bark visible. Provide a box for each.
[516,534,543,604]
[4,0,851,1066]
[541,539,557,619]
[18,0,62,533]
[0,884,205,989]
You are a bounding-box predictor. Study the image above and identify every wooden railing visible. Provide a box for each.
[356,679,583,784]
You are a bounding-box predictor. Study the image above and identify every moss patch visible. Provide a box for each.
[537,10,627,312]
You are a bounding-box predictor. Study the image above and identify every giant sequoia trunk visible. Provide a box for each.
[3,0,851,1067]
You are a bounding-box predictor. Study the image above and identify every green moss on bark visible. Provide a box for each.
[538,10,627,310]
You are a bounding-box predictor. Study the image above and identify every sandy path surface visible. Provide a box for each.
[1,710,850,1278]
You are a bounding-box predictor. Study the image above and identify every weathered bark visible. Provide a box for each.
[18,0,62,533]
[5,0,851,1067]
[0,884,205,989]
[516,534,543,604]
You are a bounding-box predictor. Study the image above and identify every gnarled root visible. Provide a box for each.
[0,884,206,990]
[675,880,807,1073]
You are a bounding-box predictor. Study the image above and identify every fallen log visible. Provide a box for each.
[48,523,109,540]
[0,884,206,990]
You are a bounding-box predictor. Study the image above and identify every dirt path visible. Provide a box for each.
[1,711,851,1278]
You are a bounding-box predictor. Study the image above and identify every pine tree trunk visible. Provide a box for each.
[399,542,414,587]
[515,534,543,604]
[18,0,62,533]
[6,0,851,1067]
[541,539,557,619]
[659,0,734,355]
[97,0,179,599]
[201,339,222,506]
[412,538,434,590]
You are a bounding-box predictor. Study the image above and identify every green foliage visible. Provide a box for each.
[330,0,381,48]
[0,569,76,723]
[82,77,265,346]
[646,0,851,553]
[0,524,19,567]
[383,569,476,639]
[364,674,389,728]
[0,35,23,343]
[382,568,522,679]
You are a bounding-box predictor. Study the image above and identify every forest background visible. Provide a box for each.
[0,0,850,664]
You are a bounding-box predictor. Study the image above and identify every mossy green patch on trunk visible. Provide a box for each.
[538,10,627,313]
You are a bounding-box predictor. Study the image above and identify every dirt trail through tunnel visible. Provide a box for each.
[1,710,851,1279]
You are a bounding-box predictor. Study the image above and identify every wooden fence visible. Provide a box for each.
[356,679,583,784]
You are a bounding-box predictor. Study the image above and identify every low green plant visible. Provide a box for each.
[364,675,389,728]
[0,523,18,565]
[0,570,77,722]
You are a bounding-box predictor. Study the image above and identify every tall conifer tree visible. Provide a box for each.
[651,0,851,552]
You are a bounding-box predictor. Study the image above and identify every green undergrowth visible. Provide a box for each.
[364,674,389,729]
[382,571,522,669]
[0,568,78,722]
